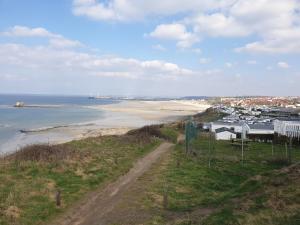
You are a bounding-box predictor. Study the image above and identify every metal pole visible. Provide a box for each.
[185,121,189,155]
[209,132,211,168]
[272,141,274,157]
[288,136,292,164]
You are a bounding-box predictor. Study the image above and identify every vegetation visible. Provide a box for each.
[0,127,162,225]
[160,126,180,143]
[193,108,226,123]
[141,133,300,225]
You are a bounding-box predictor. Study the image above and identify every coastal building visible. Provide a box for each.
[210,121,244,134]
[244,123,274,142]
[215,127,237,140]
[274,119,300,139]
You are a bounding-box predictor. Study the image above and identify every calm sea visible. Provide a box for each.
[0,94,117,154]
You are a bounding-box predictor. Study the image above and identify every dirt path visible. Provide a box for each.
[52,142,174,225]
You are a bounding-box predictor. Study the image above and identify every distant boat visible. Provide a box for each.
[14,101,25,107]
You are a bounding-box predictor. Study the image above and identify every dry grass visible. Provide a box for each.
[5,144,76,163]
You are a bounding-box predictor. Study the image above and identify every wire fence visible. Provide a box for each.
[185,125,300,167]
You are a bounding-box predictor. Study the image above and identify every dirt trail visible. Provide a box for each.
[52,142,174,225]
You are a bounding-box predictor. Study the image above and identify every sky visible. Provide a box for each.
[0,0,300,97]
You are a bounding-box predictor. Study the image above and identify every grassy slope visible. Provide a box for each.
[0,134,161,225]
[141,135,300,225]
[135,109,300,225]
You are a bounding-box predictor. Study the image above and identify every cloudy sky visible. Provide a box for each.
[0,0,300,96]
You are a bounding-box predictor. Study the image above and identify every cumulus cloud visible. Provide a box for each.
[0,43,195,81]
[72,0,233,22]
[190,13,250,37]
[90,0,300,53]
[1,26,83,49]
[1,26,56,38]
[149,23,199,48]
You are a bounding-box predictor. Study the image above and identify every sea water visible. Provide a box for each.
[0,94,118,154]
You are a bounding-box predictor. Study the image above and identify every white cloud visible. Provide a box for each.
[1,26,56,38]
[0,43,195,80]
[199,58,211,64]
[1,26,83,49]
[72,0,234,22]
[277,62,290,69]
[72,0,300,54]
[149,23,199,48]
[190,13,250,37]
[154,0,300,53]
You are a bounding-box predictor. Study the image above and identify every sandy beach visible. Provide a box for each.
[0,100,210,155]
[90,100,211,121]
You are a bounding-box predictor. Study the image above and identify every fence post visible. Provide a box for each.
[208,132,211,168]
[288,136,292,164]
[56,190,61,207]
[242,138,244,165]
[185,121,189,155]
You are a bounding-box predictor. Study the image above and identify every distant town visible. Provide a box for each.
[205,96,300,142]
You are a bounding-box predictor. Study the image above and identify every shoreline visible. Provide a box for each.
[0,100,210,155]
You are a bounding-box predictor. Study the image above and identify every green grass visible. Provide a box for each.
[160,126,179,143]
[143,133,300,225]
[0,134,161,225]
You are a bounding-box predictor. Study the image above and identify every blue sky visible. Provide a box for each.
[0,0,300,96]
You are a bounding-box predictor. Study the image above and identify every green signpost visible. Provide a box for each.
[185,117,198,155]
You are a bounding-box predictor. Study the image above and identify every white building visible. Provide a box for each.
[245,123,274,135]
[274,119,300,138]
[215,127,237,140]
[210,121,244,133]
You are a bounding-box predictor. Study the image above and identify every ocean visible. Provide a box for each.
[0,94,122,154]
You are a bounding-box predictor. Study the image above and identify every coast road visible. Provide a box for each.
[52,142,174,225]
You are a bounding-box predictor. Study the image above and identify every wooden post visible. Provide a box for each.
[56,190,61,207]
[272,141,274,157]
[285,143,288,159]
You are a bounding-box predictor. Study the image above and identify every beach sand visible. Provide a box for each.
[0,100,210,154]
[90,100,211,121]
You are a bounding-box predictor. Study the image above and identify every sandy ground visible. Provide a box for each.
[90,100,211,121]
[52,142,175,225]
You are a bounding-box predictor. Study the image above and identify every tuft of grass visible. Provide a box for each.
[160,126,179,143]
